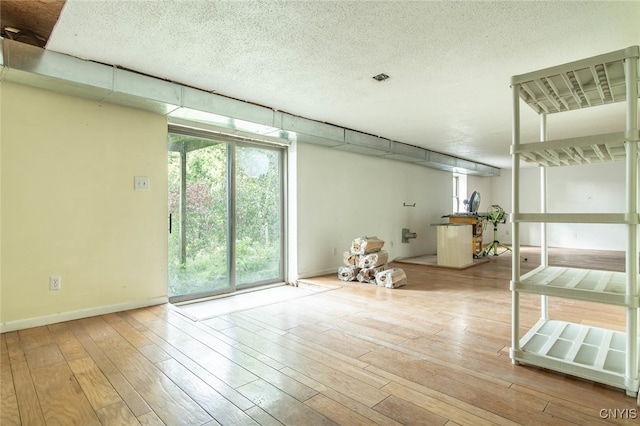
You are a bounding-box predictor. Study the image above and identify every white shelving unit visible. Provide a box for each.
[509,46,640,401]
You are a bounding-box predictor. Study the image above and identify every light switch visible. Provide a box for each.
[134,176,150,191]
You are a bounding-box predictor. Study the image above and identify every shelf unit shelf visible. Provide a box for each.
[513,266,637,307]
[511,46,638,114]
[513,131,632,167]
[510,45,640,401]
[512,213,635,224]
[516,320,638,391]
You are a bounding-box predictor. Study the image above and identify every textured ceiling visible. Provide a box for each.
[37,1,640,169]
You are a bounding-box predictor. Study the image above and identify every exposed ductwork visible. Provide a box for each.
[0,38,500,176]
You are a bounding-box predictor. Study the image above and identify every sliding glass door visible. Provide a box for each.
[168,131,284,302]
[235,144,283,287]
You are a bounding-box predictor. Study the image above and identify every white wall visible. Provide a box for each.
[490,161,628,250]
[296,143,492,277]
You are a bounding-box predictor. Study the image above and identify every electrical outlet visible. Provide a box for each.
[49,276,61,291]
[134,176,150,191]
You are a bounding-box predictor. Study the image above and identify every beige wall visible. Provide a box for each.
[1,82,168,330]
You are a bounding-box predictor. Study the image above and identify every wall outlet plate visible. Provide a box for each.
[49,276,61,291]
[134,176,150,191]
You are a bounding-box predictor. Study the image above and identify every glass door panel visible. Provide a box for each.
[168,134,230,300]
[235,145,283,287]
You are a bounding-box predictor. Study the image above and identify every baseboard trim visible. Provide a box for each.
[0,296,169,333]
[296,268,337,280]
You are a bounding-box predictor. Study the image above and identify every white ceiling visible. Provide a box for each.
[45,1,639,170]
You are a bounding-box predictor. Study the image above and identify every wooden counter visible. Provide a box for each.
[433,223,473,268]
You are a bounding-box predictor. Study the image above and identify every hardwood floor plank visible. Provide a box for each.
[232,311,289,336]
[18,326,66,370]
[85,327,214,426]
[382,381,516,426]
[101,312,172,364]
[373,394,448,426]
[137,342,173,364]
[17,326,54,351]
[362,345,539,401]
[128,309,254,410]
[102,312,155,348]
[220,325,389,406]
[0,393,20,426]
[236,307,315,332]
[23,341,65,370]
[283,359,388,407]
[2,331,27,362]
[127,310,259,389]
[137,411,167,426]
[68,320,153,417]
[272,333,384,385]
[366,364,520,426]
[162,320,319,403]
[216,313,270,332]
[200,316,236,331]
[245,406,285,426]
[360,345,575,424]
[234,323,389,388]
[48,322,89,361]
[11,360,46,425]
[67,357,122,410]
[395,336,516,388]
[304,394,376,426]
[233,354,319,403]
[282,367,400,426]
[133,325,256,411]
[281,326,375,366]
[510,382,637,418]
[353,308,445,340]
[96,401,141,426]
[155,358,259,425]
[318,315,410,346]
[115,310,151,332]
[401,332,504,362]
[237,379,338,426]
[232,341,287,371]
[433,327,509,353]
[1,335,21,426]
[279,367,402,426]
[345,312,424,341]
[30,361,101,425]
[543,401,613,426]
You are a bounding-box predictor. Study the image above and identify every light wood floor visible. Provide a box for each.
[2,247,639,425]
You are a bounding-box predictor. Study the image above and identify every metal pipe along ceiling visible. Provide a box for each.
[0,38,499,177]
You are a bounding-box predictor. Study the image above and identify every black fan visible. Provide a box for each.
[464,191,481,213]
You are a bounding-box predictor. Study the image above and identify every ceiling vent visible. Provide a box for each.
[372,73,390,82]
